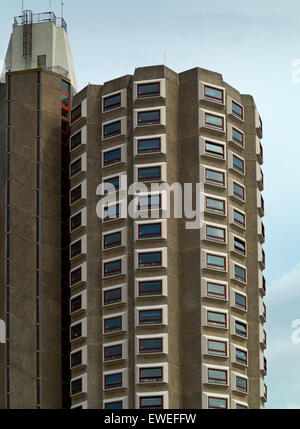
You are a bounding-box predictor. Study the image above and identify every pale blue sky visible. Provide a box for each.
[1,0,300,409]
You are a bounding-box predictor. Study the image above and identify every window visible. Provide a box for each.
[234,237,246,255]
[71,105,81,123]
[104,176,120,193]
[232,128,244,146]
[137,137,161,154]
[62,80,70,94]
[104,373,122,390]
[71,350,82,368]
[236,404,248,409]
[104,231,122,249]
[233,182,245,201]
[71,240,82,258]
[236,348,247,365]
[105,401,123,410]
[234,264,246,283]
[207,311,227,328]
[138,223,161,239]
[205,168,225,186]
[138,280,162,297]
[71,378,82,395]
[140,396,163,409]
[205,197,225,215]
[104,288,122,305]
[103,93,121,111]
[139,309,163,325]
[207,339,227,357]
[103,148,121,166]
[233,209,245,228]
[71,132,81,151]
[37,55,46,67]
[236,376,248,393]
[104,260,122,277]
[138,194,161,211]
[207,254,226,271]
[208,368,227,385]
[138,252,162,268]
[138,110,160,126]
[232,101,244,120]
[204,140,225,159]
[104,204,120,221]
[138,166,161,182]
[208,397,228,409]
[70,159,82,177]
[137,82,160,98]
[71,323,82,341]
[207,282,226,299]
[71,185,82,205]
[206,225,225,243]
[104,316,122,333]
[233,155,245,173]
[103,120,121,139]
[204,113,224,131]
[139,367,163,383]
[235,321,247,337]
[71,267,82,286]
[70,295,82,314]
[235,293,247,310]
[104,344,122,361]
[139,338,163,354]
[204,85,224,103]
[71,212,82,231]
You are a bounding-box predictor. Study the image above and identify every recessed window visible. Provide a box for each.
[104,204,120,221]
[233,182,245,201]
[139,367,163,383]
[71,240,82,258]
[233,155,245,173]
[208,368,227,385]
[139,396,163,409]
[70,159,82,177]
[104,373,122,390]
[71,378,82,395]
[235,293,247,310]
[207,339,227,357]
[234,264,246,283]
[71,105,81,123]
[104,176,120,193]
[236,348,247,365]
[139,309,163,326]
[235,320,247,337]
[104,231,122,249]
[70,295,82,314]
[138,280,163,297]
[138,223,162,239]
[71,350,82,368]
[138,251,162,268]
[71,323,82,341]
[234,237,246,255]
[204,85,224,103]
[104,344,122,361]
[104,316,122,333]
[103,120,121,139]
[137,82,160,98]
[207,311,227,328]
[71,212,82,231]
[208,397,228,409]
[138,194,161,211]
[104,288,122,305]
[205,168,225,186]
[232,101,244,120]
[207,282,226,299]
[37,55,46,68]
[236,376,248,393]
[103,93,121,112]
[105,401,123,410]
[207,254,226,271]
[204,140,225,159]
[71,185,82,205]
[71,267,82,286]
[232,128,244,146]
[204,113,224,131]
[206,225,226,243]
[61,93,69,109]
[103,148,121,166]
[139,338,163,354]
[205,197,225,215]
[104,260,122,277]
[71,132,82,151]
[233,209,245,228]
[138,110,160,126]
[137,137,161,154]
[236,403,248,409]
[138,166,161,182]
[61,80,70,94]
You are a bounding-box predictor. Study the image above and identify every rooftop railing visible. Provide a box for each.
[14,11,67,32]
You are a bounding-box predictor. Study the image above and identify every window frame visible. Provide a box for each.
[104,259,122,277]
[235,292,247,311]
[235,320,248,338]
[207,339,227,357]
[208,396,228,409]
[204,84,224,104]
[104,372,123,390]
[103,231,122,249]
[103,147,122,167]
[104,287,122,306]
[139,396,163,409]
[139,337,163,354]
[232,127,244,147]
[236,376,248,393]
[138,223,162,240]
[138,280,163,297]
[137,137,161,154]
[207,368,228,385]
[137,110,161,126]
[137,82,161,98]
[138,166,161,182]
[206,225,226,243]
[205,196,226,215]
[205,168,225,187]
[234,264,247,283]
[206,253,226,271]
[103,92,122,112]
[233,236,246,255]
[204,112,224,131]
[232,100,244,120]
[233,181,245,201]
[207,311,227,328]
[232,154,245,174]
[207,281,227,300]
[104,344,123,362]
[138,251,162,268]
[233,209,246,228]
[139,367,163,383]
[104,315,122,334]
[138,309,163,326]
[103,120,121,139]
[235,348,248,366]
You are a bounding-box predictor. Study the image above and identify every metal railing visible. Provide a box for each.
[14,11,67,32]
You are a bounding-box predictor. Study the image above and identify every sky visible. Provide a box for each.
[1,0,300,409]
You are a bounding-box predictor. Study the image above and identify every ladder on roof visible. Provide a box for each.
[22,10,33,69]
